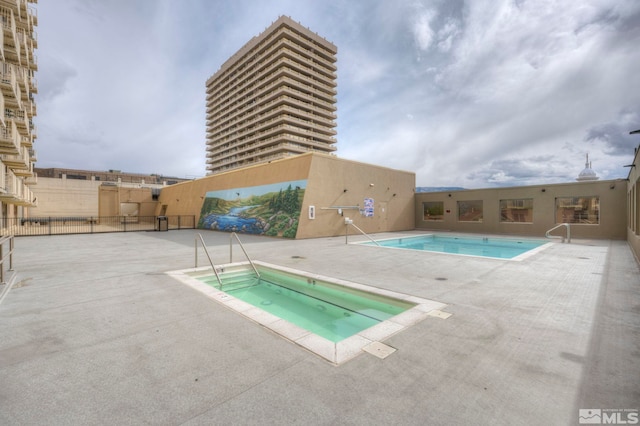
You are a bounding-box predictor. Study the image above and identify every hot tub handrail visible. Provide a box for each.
[230,232,261,279]
[545,223,571,243]
[195,234,223,288]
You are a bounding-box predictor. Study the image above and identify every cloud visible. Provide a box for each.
[37,56,77,102]
[585,111,640,156]
[34,0,640,186]
[412,8,437,51]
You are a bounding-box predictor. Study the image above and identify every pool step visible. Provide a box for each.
[219,270,259,290]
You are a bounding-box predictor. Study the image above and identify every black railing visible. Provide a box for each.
[2,215,196,237]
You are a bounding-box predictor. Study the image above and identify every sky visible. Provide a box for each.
[36,0,640,188]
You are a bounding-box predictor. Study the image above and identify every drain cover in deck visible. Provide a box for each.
[363,341,396,359]
[427,310,452,319]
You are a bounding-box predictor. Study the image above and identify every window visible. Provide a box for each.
[500,199,533,223]
[458,200,483,222]
[423,201,444,221]
[66,174,87,180]
[555,196,599,224]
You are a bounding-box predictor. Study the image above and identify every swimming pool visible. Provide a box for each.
[167,261,447,364]
[358,234,551,260]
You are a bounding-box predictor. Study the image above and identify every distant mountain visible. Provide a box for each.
[416,187,465,193]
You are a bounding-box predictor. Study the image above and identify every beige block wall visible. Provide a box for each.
[29,177,102,217]
[30,177,159,218]
[156,153,416,238]
[415,180,627,240]
[98,186,157,217]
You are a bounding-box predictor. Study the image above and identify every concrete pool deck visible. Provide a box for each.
[0,230,638,425]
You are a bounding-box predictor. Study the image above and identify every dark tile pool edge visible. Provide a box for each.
[166,261,448,365]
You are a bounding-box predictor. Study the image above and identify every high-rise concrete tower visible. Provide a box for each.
[0,0,38,215]
[205,16,337,175]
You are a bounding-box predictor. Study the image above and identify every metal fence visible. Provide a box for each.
[2,215,196,237]
[0,235,15,286]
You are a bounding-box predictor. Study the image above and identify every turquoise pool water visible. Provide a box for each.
[198,267,414,342]
[362,235,547,259]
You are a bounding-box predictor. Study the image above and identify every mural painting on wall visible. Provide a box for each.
[198,180,307,238]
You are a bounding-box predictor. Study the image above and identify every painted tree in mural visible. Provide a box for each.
[269,184,301,214]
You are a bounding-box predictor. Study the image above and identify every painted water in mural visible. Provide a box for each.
[198,180,307,238]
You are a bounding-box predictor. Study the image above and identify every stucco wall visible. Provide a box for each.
[626,148,640,261]
[156,153,416,239]
[156,154,313,219]
[297,155,415,238]
[415,180,627,240]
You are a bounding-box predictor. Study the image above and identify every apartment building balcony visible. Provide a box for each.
[277,28,337,70]
[0,120,20,155]
[211,108,337,141]
[0,169,36,206]
[209,103,336,136]
[30,33,36,51]
[206,41,336,108]
[28,4,37,27]
[208,132,335,165]
[222,28,335,84]
[15,0,27,16]
[210,105,336,142]
[207,145,331,174]
[5,106,29,135]
[24,170,36,185]
[2,144,29,169]
[0,6,17,45]
[218,70,336,117]
[0,64,23,108]
[209,88,336,131]
[207,65,336,115]
[210,123,336,157]
[20,133,31,147]
[12,166,32,178]
[27,51,36,71]
[2,35,21,67]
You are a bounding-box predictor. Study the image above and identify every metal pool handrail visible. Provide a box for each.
[230,232,261,279]
[195,234,223,288]
[545,223,571,243]
[344,218,380,246]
